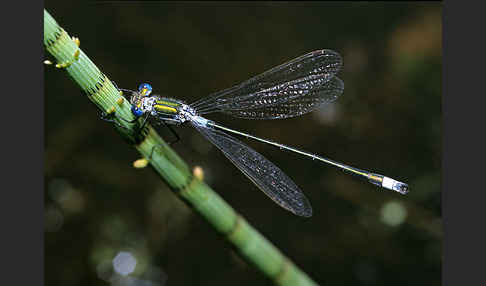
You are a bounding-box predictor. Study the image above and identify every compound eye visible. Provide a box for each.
[131,105,144,117]
[138,83,152,96]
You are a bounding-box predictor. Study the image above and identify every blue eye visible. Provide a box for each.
[131,105,144,117]
[138,83,152,96]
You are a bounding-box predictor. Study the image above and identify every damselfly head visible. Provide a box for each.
[129,93,144,117]
[129,83,153,117]
[138,82,153,97]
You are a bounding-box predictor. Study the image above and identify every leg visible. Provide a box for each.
[138,112,151,131]
[131,121,182,168]
[111,80,136,95]
[119,115,139,124]
[100,111,137,130]
[146,124,181,160]
[163,121,180,145]
[100,111,125,128]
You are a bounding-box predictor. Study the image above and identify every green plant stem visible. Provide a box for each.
[44,9,318,286]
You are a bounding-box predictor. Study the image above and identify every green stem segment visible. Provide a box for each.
[44,9,318,286]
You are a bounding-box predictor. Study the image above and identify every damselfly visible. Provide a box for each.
[108,50,408,217]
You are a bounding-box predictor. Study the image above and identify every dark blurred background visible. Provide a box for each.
[44,2,441,286]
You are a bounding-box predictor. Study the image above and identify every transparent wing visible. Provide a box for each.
[219,76,344,120]
[193,122,312,217]
[190,50,342,118]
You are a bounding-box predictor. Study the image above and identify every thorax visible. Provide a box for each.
[133,95,196,124]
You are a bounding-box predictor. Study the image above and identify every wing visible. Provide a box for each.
[190,50,342,119]
[219,76,344,120]
[193,122,312,217]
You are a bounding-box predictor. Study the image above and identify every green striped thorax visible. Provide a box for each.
[129,83,198,125]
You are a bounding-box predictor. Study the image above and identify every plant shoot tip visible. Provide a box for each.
[72,36,80,46]
[193,166,204,180]
[106,106,116,114]
[133,158,149,168]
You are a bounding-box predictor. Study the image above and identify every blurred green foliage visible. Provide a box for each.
[45,2,441,286]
